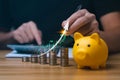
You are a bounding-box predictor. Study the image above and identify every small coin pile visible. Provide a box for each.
[22,47,69,67]
[22,56,30,62]
[31,54,38,63]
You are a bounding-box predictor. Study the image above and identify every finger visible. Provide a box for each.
[61,20,66,27]
[15,35,24,43]
[18,24,30,43]
[28,21,42,45]
[87,20,99,35]
[75,23,93,36]
[13,30,24,43]
[38,30,42,44]
[68,12,95,34]
[24,23,34,42]
[65,9,88,26]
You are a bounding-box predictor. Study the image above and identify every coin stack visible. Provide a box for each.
[39,52,47,64]
[31,54,38,63]
[60,47,69,67]
[22,56,30,62]
[49,50,57,65]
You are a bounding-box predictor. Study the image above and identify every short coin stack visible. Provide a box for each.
[31,54,38,63]
[22,56,30,62]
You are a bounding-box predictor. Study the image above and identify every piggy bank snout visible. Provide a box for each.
[76,49,88,60]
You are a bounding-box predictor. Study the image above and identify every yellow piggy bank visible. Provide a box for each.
[72,32,108,69]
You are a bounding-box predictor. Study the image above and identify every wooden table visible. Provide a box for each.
[0,50,120,80]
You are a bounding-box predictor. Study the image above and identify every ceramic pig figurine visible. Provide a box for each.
[72,32,108,69]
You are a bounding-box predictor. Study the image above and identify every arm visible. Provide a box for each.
[0,21,42,49]
[0,31,16,49]
[100,12,120,53]
[12,21,42,45]
[62,9,120,53]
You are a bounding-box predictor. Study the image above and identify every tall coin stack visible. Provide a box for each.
[60,47,69,67]
[49,49,57,65]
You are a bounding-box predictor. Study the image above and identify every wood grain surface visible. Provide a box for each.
[0,50,120,80]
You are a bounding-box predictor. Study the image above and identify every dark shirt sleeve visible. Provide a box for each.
[80,0,120,30]
[0,0,12,32]
[80,0,120,19]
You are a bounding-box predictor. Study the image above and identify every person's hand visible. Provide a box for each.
[62,9,99,36]
[12,21,42,45]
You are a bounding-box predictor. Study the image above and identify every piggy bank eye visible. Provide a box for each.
[77,43,79,46]
[87,44,91,47]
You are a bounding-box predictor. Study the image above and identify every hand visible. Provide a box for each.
[62,9,99,36]
[12,21,42,45]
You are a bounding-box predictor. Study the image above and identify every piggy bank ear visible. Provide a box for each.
[74,32,83,41]
[90,33,100,43]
